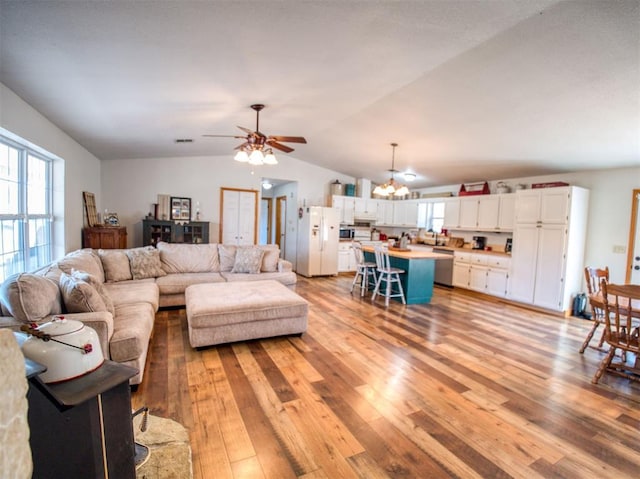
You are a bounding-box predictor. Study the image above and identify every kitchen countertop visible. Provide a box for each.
[361,245,452,260]
[412,244,512,258]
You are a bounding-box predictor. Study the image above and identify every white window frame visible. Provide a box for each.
[0,131,55,281]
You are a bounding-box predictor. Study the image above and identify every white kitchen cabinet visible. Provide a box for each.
[376,200,394,225]
[509,186,589,312]
[476,196,500,230]
[393,200,419,227]
[221,189,257,245]
[332,195,355,224]
[497,194,516,231]
[354,198,378,221]
[515,188,570,224]
[338,242,356,272]
[443,198,460,229]
[452,251,472,288]
[469,265,488,291]
[458,198,480,229]
[485,256,510,298]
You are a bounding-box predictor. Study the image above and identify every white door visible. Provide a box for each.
[453,262,470,288]
[469,265,487,292]
[515,190,542,223]
[533,224,567,309]
[221,189,257,245]
[508,223,540,303]
[486,269,509,297]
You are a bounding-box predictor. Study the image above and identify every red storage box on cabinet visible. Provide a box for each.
[458,182,490,196]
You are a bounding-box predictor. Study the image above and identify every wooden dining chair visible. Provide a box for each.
[579,266,609,353]
[591,282,640,384]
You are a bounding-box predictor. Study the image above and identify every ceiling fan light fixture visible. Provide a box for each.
[249,149,265,165]
[234,150,249,162]
[263,150,278,165]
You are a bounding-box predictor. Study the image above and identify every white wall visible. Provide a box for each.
[100,155,353,259]
[415,167,640,283]
[0,83,102,255]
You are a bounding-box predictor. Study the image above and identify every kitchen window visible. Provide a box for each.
[0,132,54,282]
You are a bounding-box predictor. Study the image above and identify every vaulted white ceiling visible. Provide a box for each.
[1,0,638,187]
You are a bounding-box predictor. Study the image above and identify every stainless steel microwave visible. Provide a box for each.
[339,227,354,239]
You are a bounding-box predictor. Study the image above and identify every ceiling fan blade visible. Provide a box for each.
[269,135,307,144]
[266,140,294,153]
[202,134,247,139]
[237,125,253,134]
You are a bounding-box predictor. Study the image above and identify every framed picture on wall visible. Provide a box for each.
[171,196,191,220]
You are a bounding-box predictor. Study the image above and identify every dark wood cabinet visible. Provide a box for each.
[27,360,138,479]
[142,219,209,246]
[83,226,127,249]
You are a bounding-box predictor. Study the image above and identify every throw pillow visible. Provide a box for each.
[98,249,133,282]
[218,245,237,272]
[71,270,116,318]
[59,272,107,313]
[157,242,220,273]
[232,247,265,274]
[0,273,61,323]
[126,247,167,280]
[57,249,105,283]
[260,245,280,272]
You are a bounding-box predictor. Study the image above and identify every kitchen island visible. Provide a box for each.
[362,245,451,305]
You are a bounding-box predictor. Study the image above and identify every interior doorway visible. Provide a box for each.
[626,188,640,283]
[275,195,287,257]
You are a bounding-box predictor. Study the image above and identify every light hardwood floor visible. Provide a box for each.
[132,274,640,479]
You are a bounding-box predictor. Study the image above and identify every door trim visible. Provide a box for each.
[625,188,640,283]
[275,195,286,254]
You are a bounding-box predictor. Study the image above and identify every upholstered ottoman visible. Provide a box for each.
[185,280,308,348]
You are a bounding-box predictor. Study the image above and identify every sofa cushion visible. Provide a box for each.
[59,272,108,313]
[57,249,105,283]
[98,249,133,282]
[104,281,159,312]
[232,246,265,274]
[109,302,155,363]
[0,273,61,323]
[155,272,225,295]
[259,245,280,272]
[71,270,116,318]
[126,247,167,280]
[221,271,298,286]
[157,242,220,273]
[218,245,237,272]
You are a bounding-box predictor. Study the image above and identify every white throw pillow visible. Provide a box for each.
[231,247,265,274]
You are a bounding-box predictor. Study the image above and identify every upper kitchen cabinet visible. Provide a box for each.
[353,198,378,221]
[443,198,461,229]
[515,188,571,224]
[332,195,355,224]
[377,200,394,226]
[392,200,419,227]
[442,193,515,232]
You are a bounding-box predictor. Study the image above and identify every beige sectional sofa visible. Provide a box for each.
[0,242,296,385]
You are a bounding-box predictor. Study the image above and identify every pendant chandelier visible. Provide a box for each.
[373,143,410,197]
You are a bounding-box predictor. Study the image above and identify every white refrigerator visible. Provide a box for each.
[297,206,340,277]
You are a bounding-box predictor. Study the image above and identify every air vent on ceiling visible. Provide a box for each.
[174,138,194,143]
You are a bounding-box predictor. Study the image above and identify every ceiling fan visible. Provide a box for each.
[203,104,307,164]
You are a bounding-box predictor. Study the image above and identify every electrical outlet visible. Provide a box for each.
[612,245,626,254]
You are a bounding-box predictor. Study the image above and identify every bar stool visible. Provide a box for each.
[350,242,377,297]
[371,244,406,307]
